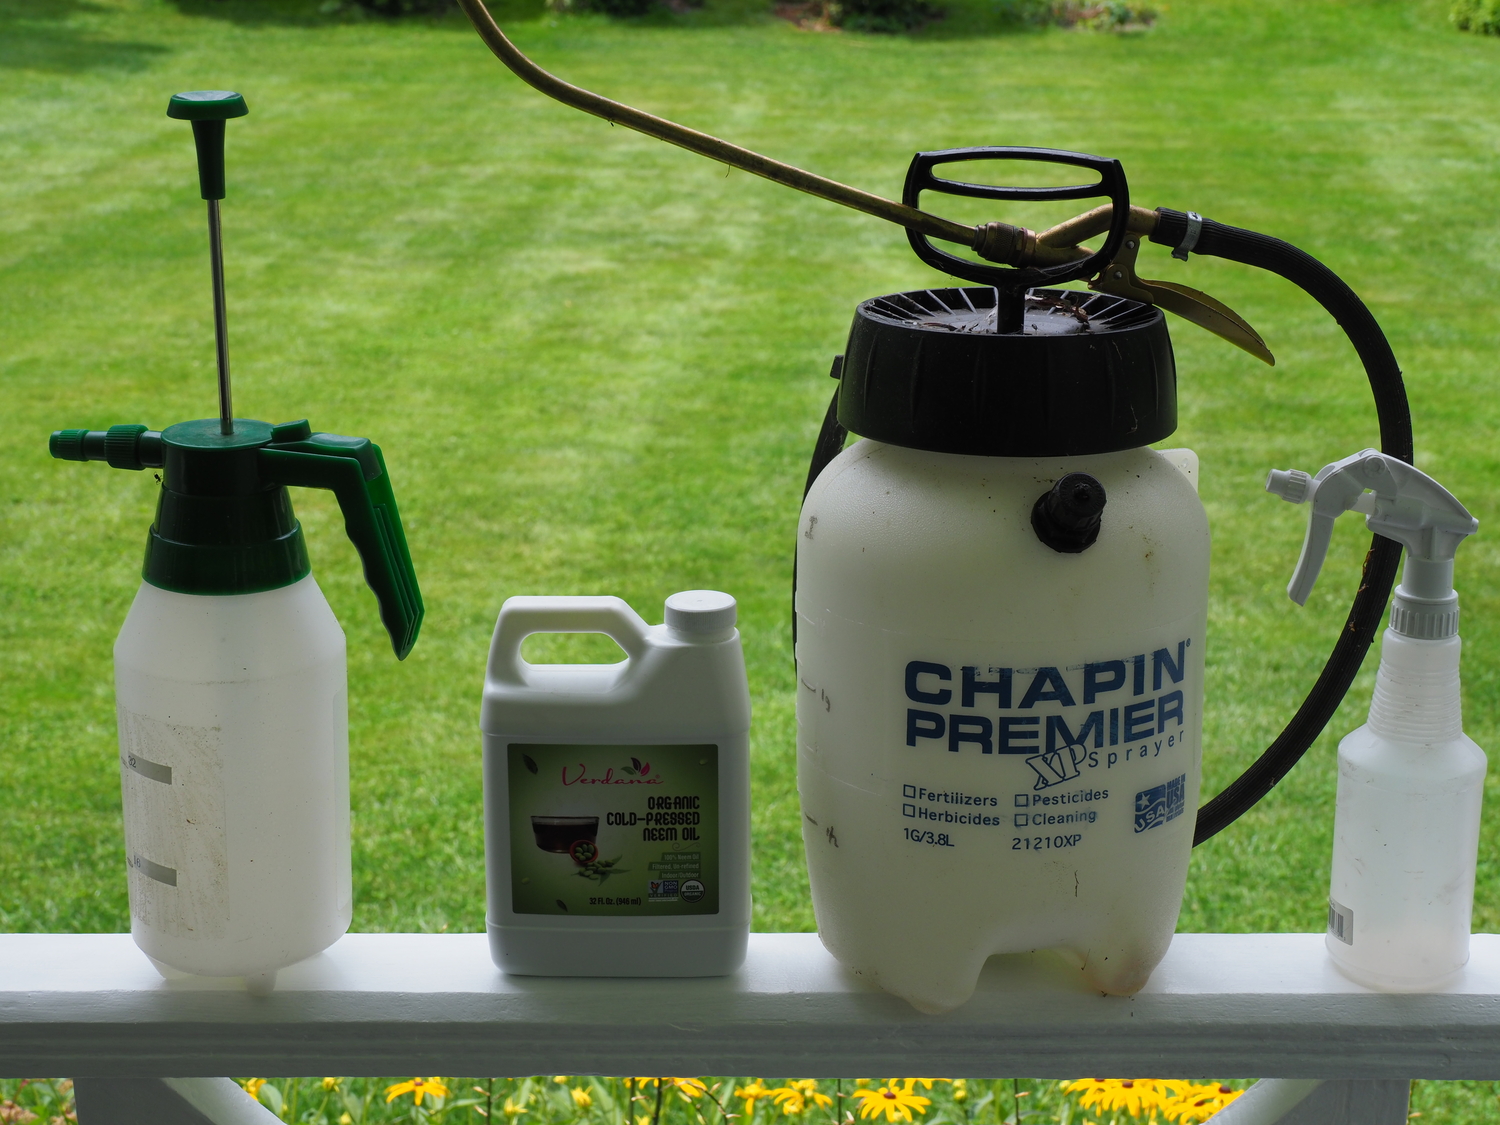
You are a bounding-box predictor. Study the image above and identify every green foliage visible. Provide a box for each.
[347,0,455,17]
[1452,0,1500,34]
[991,0,1156,29]
[830,0,942,35]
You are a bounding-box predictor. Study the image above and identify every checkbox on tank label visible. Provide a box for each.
[1013,814,1029,827]
[903,784,917,798]
[1014,794,1029,807]
[902,804,916,817]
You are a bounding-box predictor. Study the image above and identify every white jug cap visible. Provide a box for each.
[664,590,736,634]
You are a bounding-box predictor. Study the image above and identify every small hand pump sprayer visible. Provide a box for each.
[454,0,1416,1008]
[49,92,423,992]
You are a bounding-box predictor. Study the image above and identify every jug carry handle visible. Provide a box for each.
[260,436,424,660]
[488,596,652,688]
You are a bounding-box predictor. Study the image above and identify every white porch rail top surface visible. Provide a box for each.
[1,931,1498,1079]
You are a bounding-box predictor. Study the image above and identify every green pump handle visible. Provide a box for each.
[259,429,423,660]
[50,419,424,660]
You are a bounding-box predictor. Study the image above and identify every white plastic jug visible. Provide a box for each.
[481,592,751,976]
[795,289,1210,1013]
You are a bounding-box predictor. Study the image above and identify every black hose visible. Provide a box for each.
[1151,209,1413,846]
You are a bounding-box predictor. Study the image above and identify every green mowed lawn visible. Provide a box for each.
[5,0,1500,1113]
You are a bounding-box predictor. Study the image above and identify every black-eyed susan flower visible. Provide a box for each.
[385,1078,451,1106]
[1160,1082,1243,1124]
[851,1082,931,1123]
[770,1080,833,1116]
[736,1080,773,1116]
[1063,1080,1166,1121]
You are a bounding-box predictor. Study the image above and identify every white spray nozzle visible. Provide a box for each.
[1266,449,1478,636]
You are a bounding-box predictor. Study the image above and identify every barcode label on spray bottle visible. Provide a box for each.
[1328,897,1354,945]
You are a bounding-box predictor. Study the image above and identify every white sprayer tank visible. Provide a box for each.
[795,288,1210,1013]
[115,577,351,989]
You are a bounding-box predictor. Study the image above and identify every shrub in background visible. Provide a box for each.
[828,0,941,33]
[348,0,453,15]
[1453,0,1500,34]
[993,0,1156,28]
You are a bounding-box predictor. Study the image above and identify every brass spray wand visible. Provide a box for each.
[453,0,1272,363]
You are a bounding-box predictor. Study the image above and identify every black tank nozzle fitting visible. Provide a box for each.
[1031,473,1106,553]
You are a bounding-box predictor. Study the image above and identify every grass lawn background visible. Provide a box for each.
[4,0,1500,1115]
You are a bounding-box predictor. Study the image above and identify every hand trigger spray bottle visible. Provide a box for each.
[1269,449,1483,990]
[50,91,424,993]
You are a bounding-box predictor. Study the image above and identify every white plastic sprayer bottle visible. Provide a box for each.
[481,591,751,976]
[48,91,423,992]
[797,288,1210,1013]
[50,419,423,992]
[1268,448,1483,990]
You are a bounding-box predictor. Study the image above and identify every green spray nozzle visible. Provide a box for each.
[49,417,423,659]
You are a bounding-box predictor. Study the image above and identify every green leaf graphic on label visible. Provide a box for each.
[523,754,539,775]
[574,856,627,883]
[631,757,643,771]
[556,899,568,911]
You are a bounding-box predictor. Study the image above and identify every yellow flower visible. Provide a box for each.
[555,1077,570,1085]
[322,1078,342,1092]
[851,1083,931,1123]
[667,1079,708,1101]
[241,1080,267,1101]
[950,1081,967,1103]
[636,1116,653,1125]
[772,1080,834,1117]
[504,1100,529,1119]
[571,1088,593,1109]
[1160,1083,1243,1124]
[385,1078,451,1106]
[1063,1080,1166,1121]
[737,1081,773,1115]
[339,1115,352,1125]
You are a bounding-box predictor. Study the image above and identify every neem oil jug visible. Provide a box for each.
[450,7,1416,1010]
[481,592,751,976]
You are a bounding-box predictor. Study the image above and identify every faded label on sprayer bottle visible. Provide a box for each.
[508,743,719,916]
[118,710,228,939]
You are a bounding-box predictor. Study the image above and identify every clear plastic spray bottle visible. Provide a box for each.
[1268,449,1482,990]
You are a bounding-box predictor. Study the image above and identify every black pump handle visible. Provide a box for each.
[902,146,1130,292]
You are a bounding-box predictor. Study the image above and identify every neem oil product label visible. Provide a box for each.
[508,743,719,916]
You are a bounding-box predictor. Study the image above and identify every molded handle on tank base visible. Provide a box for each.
[259,436,423,659]
[488,597,652,688]
[902,147,1130,293]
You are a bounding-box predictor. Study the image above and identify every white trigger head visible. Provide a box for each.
[1265,450,1478,623]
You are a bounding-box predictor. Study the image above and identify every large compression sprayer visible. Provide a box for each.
[452,0,1418,845]
[1268,450,1477,638]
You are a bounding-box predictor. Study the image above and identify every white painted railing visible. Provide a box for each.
[8,932,1495,1123]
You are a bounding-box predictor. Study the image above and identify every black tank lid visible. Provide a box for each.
[837,286,1177,457]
